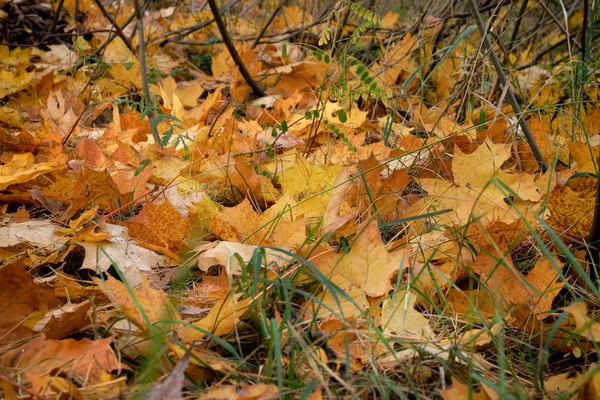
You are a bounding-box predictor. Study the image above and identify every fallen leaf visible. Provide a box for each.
[195,240,293,275]
[147,346,193,400]
[181,293,252,343]
[0,258,56,344]
[197,384,279,400]
[93,275,180,334]
[1,336,120,390]
[382,289,434,341]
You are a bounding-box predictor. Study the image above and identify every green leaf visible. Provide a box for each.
[338,109,347,123]
[315,49,322,61]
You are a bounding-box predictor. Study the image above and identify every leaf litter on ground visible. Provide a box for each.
[0,0,599,398]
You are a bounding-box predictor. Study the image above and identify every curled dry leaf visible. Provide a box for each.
[563,302,600,342]
[195,240,293,275]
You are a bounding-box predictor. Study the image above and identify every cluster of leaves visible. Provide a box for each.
[0,0,600,399]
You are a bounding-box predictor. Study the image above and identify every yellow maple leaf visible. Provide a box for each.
[419,139,541,227]
[181,293,252,343]
[0,153,63,190]
[322,219,407,297]
[382,289,434,341]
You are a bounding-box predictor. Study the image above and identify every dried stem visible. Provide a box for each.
[151,0,243,45]
[206,0,266,97]
[251,0,290,49]
[468,0,548,173]
[133,0,161,145]
[70,6,139,72]
[92,0,135,53]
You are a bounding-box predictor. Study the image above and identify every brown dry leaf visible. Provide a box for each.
[197,383,279,400]
[420,139,540,227]
[0,219,68,251]
[320,319,383,369]
[0,258,56,344]
[410,230,472,294]
[0,152,63,190]
[209,197,306,249]
[563,302,600,342]
[375,33,418,88]
[307,273,370,319]
[147,346,193,400]
[184,274,230,308]
[548,185,594,238]
[78,224,172,287]
[322,219,407,297]
[195,241,293,275]
[181,293,252,343]
[439,378,489,400]
[93,275,180,334]
[544,371,581,395]
[474,254,564,321]
[154,75,204,109]
[0,336,120,389]
[447,287,500,323]
[568,142,598,174]
[382,289,434,341]
[124,199,190,258]
[72,167,151,212]
[0,47,36,98]
[43,300,92,340]
[228,162,279,204]
[577,365,600,400]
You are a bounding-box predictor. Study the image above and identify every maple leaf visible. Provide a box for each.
[124,199,190,258]
[0,258,56,345]
[1,336,119,392]
[419,139,541,227]
[382,289,434,340]
[562,302,600,343]
[548,185,594,238]
[337,220,406,297]
[314,219,407,301]
[79,223,173,287]
[206,196,306,248]
[0,47,36,98]
[472,252,565,320]
[0,152,64,190]
[195,241,293,276]
[181,292,252,343]
[94,275,180,334]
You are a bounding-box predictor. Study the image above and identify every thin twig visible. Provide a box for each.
[206,0,266,97]
[150,0,243,44]
[133,0,162,145]
[507,0,528,53]
[514,28,600,71]
[468,0,548,173]
[70,8,138,73]
[50,0,65,34]
[92,0,135,53]
[251,0,290,49]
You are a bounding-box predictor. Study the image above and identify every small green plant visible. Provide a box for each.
[115,95,192,156]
